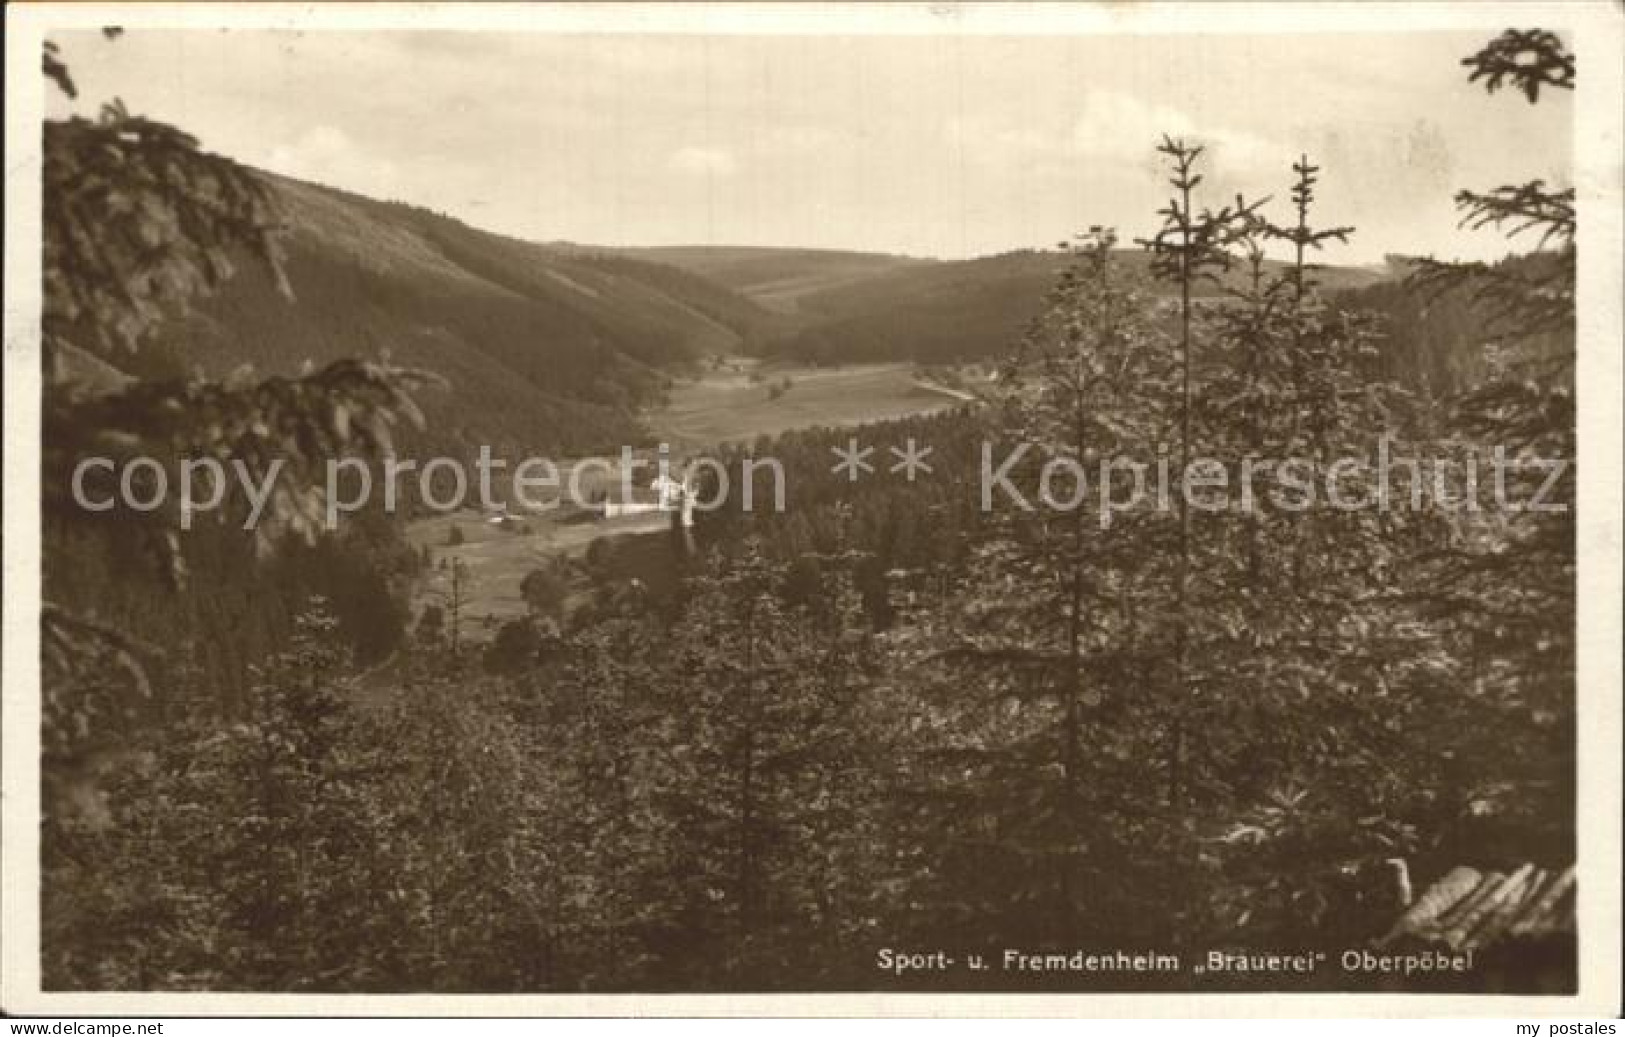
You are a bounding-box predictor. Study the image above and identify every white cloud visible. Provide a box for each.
[76,29,1565,263]
[667,146,738,177]
[268,124,350,168]
[1069,90,1279,175]
[942,117,1060,170]
[265,124,402,196]
[942,90,1285,186]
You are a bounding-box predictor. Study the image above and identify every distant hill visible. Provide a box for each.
[1336,252,1573,396]
[118,173,1417,459]
[751,248,1392,366]
[613,246,932,315]
[762,249,1069,365]
[131,175,778,457]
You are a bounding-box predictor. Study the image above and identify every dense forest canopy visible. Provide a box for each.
[38,28,1577,993]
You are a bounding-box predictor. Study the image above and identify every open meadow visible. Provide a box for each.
[403,358,971,633]
[651,359,966,449]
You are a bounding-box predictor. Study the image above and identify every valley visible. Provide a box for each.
[34,21,1586,998]
[405,356,973,634]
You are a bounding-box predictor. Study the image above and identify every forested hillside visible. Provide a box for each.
[78,171,1416,460]
[121,176,779,457]
[749,247,1390,367]
[1339,252,1574,397]
[616,245,931,314]
[38,27,1580,998]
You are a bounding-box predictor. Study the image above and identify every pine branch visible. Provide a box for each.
[1463,29,1575,103]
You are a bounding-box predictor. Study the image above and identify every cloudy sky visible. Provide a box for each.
[47,28,1572,263]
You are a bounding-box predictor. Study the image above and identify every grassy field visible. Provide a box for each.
[406,507,669,628]
[649,359,964,450]
[403,359,968,639]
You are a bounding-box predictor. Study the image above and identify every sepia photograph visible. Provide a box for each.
[3,0,1620,1019]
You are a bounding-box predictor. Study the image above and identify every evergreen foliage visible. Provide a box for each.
[40,29,1577,994]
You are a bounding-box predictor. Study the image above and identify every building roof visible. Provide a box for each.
[1379,863,1575,953]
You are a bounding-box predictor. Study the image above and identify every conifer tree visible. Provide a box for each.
[1136,139,1264,809]
[40,38,438,816]
[1192,159,1437,941]
[526,540,882,988]
[658,541,881,984]
[885,229,1202,947]
[1394,29,1577,862]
